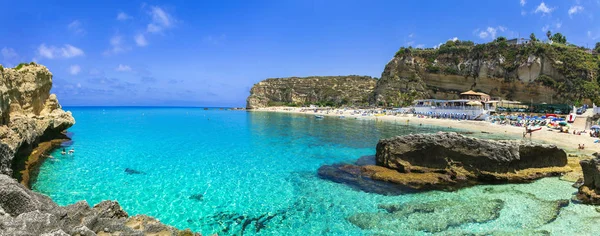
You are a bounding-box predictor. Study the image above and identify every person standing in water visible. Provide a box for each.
[61,148,66,155]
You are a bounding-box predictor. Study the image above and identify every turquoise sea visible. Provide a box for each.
[33,107,600,235]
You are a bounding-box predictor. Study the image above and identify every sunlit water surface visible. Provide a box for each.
[33,107,600,235]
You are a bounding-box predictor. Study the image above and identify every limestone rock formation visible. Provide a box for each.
[374,43,598,106]
[246,42,599,108]
[0,63,74,177]
[375,132,567,173]
[319,132,572,193]
[246,76,377,109]
[0,174,200,236]
[576,153,600,205]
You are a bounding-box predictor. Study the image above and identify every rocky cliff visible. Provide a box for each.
[246,76,377,109]
[247,41,600,108]
[0,63,75,180]
[376,41,599,106]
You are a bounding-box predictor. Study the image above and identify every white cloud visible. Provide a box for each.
[77,83,81,88]
[555,21,562,29]
[535,2,555,15]
[1,47,19,67]
[116,64,132,72]
[1,47,18,60]
[146,6,175,33]
[117,12,131,21]
[415,44,425,48]
[134,34,148,47]
[520,0,526,6]
[406,41,414,46]
[408,33,414,38]
[450,37,458,42]
[69,65,81,75]
[67,20,85,35]
[476,26,506,39]
[521,10,527,16]
[542,25,550,32]
[37,44,84,59]
[568,5,584,17]
[103,35,130,55]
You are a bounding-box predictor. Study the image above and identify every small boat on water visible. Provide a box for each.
[338,116,345,119]
[315,115,324,119]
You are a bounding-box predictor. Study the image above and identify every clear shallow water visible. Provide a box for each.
[33,108,600,235]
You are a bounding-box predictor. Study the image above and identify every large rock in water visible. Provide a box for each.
[576,153,600,205]
[0,63,75,176]
[376,132,568,173]
[0,174,199,235]
[318,132,571,193]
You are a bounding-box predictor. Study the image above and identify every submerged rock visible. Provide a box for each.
[0,174,199,235]
[125,168,146,175]
[348,198,504,233]
[189,194,204,201]
[319,132,572,193]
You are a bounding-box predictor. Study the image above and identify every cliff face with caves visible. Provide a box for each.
[0,63,75,177]
[247,41,600,108]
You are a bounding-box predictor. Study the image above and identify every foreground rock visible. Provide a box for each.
[319,132,572,193]
[0,174,199,235]
[0,63,75,182]
[576,153,600,204]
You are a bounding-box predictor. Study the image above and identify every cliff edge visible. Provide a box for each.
[0,63,75,178]
[376,41,599,106]
[246,76,377,109]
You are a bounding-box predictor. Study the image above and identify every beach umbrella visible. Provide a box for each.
[559,121,568,126]
[591,125,600,129]
[467,101,482,106]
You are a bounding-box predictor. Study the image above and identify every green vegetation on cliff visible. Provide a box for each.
[390,37,600,105]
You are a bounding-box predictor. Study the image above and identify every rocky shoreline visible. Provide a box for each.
[18,136,70,189]
[0,174,200,235]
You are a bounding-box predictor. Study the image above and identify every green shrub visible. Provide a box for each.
[426,65,440,73]
[14,63,28,70]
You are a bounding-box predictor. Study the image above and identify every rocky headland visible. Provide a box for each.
[246,76,377,109]
[247,41,600,109]
[0,63,75,187]
[0,63,200,235]
[318,132,575,193]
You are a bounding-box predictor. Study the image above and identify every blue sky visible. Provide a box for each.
[1,0,599,106]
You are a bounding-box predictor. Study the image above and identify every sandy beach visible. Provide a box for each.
[252,107,600,155]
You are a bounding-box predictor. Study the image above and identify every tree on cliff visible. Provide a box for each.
[595,42,600,54]
[551,33,567,44]
[546,30,552,40]
[530,33,537,42]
